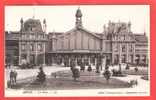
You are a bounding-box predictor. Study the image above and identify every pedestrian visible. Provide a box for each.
[13,70,17,83]
[10,69,14,85]
[9,69,18,86]
[80,62,85,72]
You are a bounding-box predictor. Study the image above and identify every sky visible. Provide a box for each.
[5,5,149,36]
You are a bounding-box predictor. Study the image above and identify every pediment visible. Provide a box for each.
[57,27,101,40]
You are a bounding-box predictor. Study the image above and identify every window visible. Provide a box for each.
[130,55,133,63]
[122,45,126,52]
[38,44,42,51]
[124,35,126,40]
[129,44,133,52]
[38,35,43,39]
[115,36,118,40]
[142,55,146,64]
[114,44,118,52]
[121,35,126,41]
[121,54,126,63]
[22,34,26,38]
[21,44,26,51]
[114,54,119,64]
[30,35,32,39]
[30,44,34,51]
[30,34,35,39]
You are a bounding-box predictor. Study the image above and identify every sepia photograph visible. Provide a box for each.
[4,5,150,97]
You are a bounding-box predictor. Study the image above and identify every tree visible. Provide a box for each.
[103,69,111,84]
[134,67,139,72]
[36,67,46,83]
[125,64,130,70]
[87,64,92,72]
[72,68,80,81]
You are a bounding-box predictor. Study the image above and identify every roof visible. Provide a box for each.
[49,32,64,35]
[24,18,40,23]
[80,27,101,39]
[52,26,101,39]
[23,18,43,33]
[5,31,20,40]
[134,34,148,42]
[48,32,64,39]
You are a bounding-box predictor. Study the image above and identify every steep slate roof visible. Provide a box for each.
[134,34,148,43]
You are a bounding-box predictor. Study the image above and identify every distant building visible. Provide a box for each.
[5,8,148,67]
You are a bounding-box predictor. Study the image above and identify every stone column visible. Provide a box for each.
[26,42,30,63]
[133,44,136,64]
[51,54,53,65]
[69,57,71,67]
[126,43,129,63]
[88,55,91,65]
[43,42,46,66]
[95,57,97,66]
[19,40,21,65]
[102,55,106,70]
[140,55,143,65]
[35,42,38,65]
[119,44,122,64]
[112,44,114,64]
[61,55,64,66]
[75,55,77,66]
[82,55,85,66]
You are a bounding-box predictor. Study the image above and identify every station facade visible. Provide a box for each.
[5,8,148,67]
